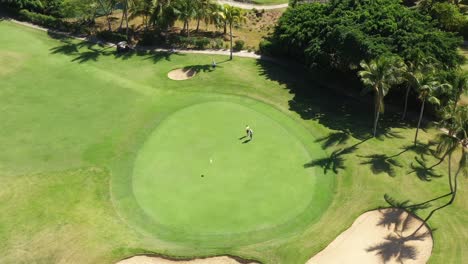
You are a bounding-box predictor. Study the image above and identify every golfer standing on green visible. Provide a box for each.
[248,127,253,140]
[245,125,250,137]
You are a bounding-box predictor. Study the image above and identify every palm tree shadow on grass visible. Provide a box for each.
[359,154,403,177]
[315,131,351,149]
[408,156,442,181]
[305,137,370,174]
[49,38,182,64]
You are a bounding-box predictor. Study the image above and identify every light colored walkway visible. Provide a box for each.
[8,19,279,61]
[217,0,288,10]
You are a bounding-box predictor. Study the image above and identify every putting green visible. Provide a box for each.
[112,97,334,246]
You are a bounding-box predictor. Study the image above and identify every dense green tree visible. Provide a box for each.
[430,2,466,32]
[269,0,463,71]
[358,57,405,137]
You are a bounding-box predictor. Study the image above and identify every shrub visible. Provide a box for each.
[233,40,245,51]
[170,36,211,49]
[258,39,273,55]
[211,38,224,49]
[96,30,127,43]
[138,32,165,46]
[17,9,89,35]
[194,37,210,49]
[19,9,59,28]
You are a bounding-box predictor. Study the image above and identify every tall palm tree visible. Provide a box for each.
[450,72,468,113]
[358,57,406,137]
[413,78,451,145]
[120,0,134,40]
[401,57,434,120]
[129,0,154,31]
[173,0,196,37]
[150,0,177,30]
[219,4,245,60]
[194,0,212,32]
[409,105,467,236]
[97,0,117,31]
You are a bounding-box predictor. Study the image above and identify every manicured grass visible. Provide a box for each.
[118,99,333,246]
[0,20,466,264]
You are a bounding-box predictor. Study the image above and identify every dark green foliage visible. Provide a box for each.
[169,36,212,49]
[96,30,127,43]
[233,39,245,51]
[267,0,463,71]
[19,9,59,27]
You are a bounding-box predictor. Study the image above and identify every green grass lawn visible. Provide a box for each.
[0,20,467,264]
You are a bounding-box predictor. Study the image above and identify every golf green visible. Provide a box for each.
[112,97,334,246]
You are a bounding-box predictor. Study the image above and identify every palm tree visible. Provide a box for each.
[194,0,212,33]
[409,106,467,236]
[219,5,246,60]
[120,0,134,40]
[450,72,468,113]
[401,57,434,120]
[413,77,450,145]
[358,57,405,137]
[149,0,177,30]
[173,0,196,37]
[129,0,154,31]
[97,0,117,31]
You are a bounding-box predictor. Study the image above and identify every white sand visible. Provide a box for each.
[307,208,433,264]
[167,68,197,80]
[117,255,258,264]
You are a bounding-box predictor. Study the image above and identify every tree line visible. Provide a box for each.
[0,0,247,59]
[277,0,467,233]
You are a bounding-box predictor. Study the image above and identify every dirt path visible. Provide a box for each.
[217,0,288,10]
[307,208,433,264]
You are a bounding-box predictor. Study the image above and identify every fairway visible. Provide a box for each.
[1,20,467,264]
[113,99,333,246]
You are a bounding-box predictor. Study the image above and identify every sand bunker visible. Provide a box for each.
[117,255,258,264]
[167,68,197,80]
[307,208,433,264]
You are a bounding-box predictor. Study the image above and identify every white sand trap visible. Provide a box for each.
[307,208,433,264]
[168,68,197,80]
[117,255,258,264]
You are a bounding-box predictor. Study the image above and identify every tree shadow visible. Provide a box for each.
[305,137,370,174]
[50,38,182,64]
[182,64,215,73]
[304,149,346,174]
[359,154,403,177]
[255,60,408,140]
[367,231,430,263]
[408,156,442,181]
[315,131,351,149]
[368,208,431,264]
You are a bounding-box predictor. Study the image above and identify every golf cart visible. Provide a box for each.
[116,41,133,53]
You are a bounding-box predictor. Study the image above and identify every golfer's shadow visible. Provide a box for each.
[239,136,251,144]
